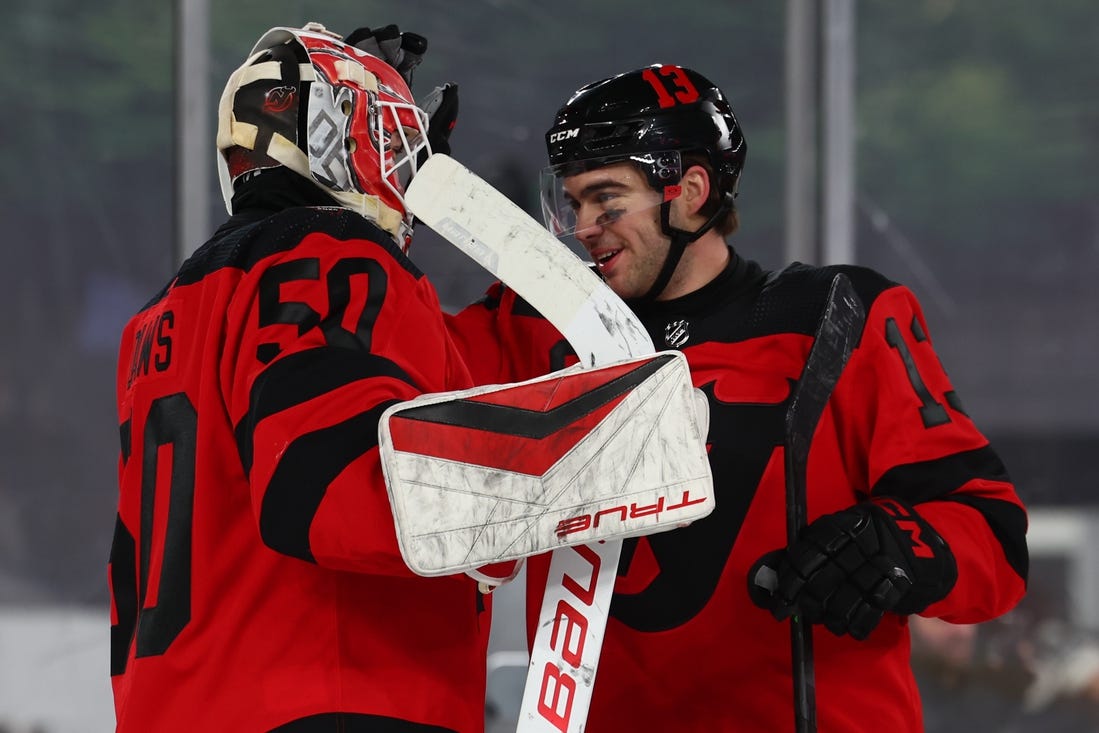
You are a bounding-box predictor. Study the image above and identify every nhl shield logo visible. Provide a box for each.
[665,319,689,348]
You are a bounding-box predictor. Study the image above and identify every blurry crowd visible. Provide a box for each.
[912,606,1099,731]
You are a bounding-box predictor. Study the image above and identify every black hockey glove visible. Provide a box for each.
[345,25,427,86]
[342,25,458,162]
[748,498,958,640]
[418,82,459,158]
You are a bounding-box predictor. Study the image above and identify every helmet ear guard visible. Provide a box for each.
[216,23,431,249]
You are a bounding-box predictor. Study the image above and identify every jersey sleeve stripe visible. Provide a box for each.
[268,711,461,732]
[938,493,1029,581]
[871,445,1010,503]
[871,444,1027,581]
[235,348,418,473]
[258,399,399,562]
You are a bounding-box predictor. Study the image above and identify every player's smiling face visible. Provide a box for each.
[563,162,669,300]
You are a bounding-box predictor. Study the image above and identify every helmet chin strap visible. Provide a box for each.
[638,192,733,302]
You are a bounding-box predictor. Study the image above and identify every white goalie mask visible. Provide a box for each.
[216,22,432,249]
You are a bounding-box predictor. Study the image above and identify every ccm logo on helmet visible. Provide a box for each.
[549,128,579,143]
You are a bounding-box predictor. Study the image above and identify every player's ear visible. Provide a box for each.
[680,165,711,219]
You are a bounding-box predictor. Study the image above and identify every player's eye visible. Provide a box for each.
[596,209,625,226]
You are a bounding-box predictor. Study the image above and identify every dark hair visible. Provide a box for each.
[681,153,739,237]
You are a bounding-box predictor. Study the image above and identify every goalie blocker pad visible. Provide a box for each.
[378,351,714,576]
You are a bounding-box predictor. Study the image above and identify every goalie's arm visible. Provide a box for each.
[227,225,468,578]
[447,280,576,385]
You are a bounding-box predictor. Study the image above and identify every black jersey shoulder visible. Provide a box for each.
[748,262,894,339]
[140,208,420,312]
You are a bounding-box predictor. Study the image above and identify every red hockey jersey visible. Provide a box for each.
[447,253,1028,733]
[111,206,488,733]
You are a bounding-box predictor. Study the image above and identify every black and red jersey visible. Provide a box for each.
[447,252,1028,733]
[111,204,488,733]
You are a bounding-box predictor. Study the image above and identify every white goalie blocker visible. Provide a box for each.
[378,351,713,576]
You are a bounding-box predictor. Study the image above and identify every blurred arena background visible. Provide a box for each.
[1,1,1096,730]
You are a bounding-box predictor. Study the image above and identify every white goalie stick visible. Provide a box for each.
[410,159,652,368]
[769,272,866,733]
[404,153,679,732]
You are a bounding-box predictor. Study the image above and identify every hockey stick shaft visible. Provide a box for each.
[407,155,652,368]
[784,273,865,733]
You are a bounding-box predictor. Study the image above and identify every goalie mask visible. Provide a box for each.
[216,22,431,249]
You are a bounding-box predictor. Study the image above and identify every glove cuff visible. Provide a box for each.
[869,498,958,614]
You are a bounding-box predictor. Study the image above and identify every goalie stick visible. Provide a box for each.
[405,154,658,733]
[410,157,651,369]
[779,272,865,733]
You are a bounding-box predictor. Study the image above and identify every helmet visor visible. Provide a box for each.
[539,150,683,238]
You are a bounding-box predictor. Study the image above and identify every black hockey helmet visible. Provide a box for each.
[544,64,745,203]
[541,65,746,299]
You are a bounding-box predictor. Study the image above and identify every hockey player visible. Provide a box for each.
[109,23,486,732]
[447,64,1029,731]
